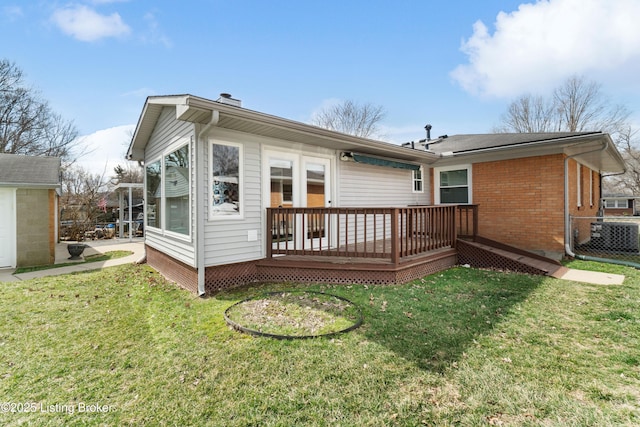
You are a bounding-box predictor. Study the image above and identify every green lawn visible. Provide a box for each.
[0,261,638,426]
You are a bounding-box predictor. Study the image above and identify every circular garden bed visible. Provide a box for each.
[224,290,363,339]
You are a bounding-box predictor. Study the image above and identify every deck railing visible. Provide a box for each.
[267,205,475,264]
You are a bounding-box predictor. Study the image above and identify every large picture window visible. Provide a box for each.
[211,141,242,218]
[434,165,472,204]
[145,160,161,229]
[164,144,190,235]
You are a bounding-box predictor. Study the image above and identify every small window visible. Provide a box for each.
[211,141,242,218]
[412,167,424,193]
[435,165,471,204]
[145,160,161,229]
[589,170,594,207]
[605,199,629,209]
[164,144,190,235]
[577,163,582,207]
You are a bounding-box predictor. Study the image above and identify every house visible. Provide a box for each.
[602,194,639,216]
[422,133,626,259]
[127,94,626,295]
[0,154,61,268]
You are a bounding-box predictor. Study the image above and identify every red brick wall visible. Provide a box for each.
[440,154,600,257]
[470,154,565,254]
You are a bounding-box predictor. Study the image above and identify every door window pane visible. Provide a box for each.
[270,159,293,207]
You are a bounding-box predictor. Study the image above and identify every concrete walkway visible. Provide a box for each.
[0,238,145,282]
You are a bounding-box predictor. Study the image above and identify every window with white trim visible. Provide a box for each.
[210,141,243,219]
[589,169,594,207]
[164,144,190,235]
[145,160,161,229]
[434,165,472,204]
[144,141,191,237]
[412,167,424,193]
[604,199,629,209]
[577,163,582,207]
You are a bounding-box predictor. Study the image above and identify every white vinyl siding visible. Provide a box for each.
[203,128,262,266]
[338,161,430,207]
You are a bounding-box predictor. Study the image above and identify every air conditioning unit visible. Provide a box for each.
[591,222,639,252]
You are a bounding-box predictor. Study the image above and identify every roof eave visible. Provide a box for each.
[128,94,439,164]
[434,133,626,173]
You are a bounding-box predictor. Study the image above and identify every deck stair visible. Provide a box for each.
[457,237,569,278]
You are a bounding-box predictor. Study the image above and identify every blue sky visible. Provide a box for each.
[2,0,640,174]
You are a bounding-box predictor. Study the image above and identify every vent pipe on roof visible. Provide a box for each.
[425,124,432,141]
[216,93,242,107]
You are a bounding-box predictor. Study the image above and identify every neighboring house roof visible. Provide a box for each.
[0,153,61,188]
[423,132,625,173]
[602,194,640,199]
[127,94,440,165]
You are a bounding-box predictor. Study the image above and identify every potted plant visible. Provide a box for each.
[67,243,87,260]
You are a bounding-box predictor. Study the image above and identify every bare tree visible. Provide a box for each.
[0,59,79,161]
[494,75,630,138]
[60,165,109,241]
[311,100,386,139]
[493,94,557,133]
[604,127,640,195]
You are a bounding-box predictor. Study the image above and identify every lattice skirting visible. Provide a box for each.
[204,261,259,294]
[457,239,548,275]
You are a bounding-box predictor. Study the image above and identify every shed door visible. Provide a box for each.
[0,188,16,268]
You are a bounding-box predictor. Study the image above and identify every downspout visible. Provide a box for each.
[195,111,219,296]
[564,140,608,257]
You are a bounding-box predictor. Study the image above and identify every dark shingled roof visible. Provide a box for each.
[0,154,61,187]
[425,132,602,154]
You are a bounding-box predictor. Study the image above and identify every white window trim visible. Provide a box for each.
[605,199,629,209]
[162,138,192,241]
[589,169,594,207]
[577,163,582,208]
[209,140,244,221]
[145,156,162,233]
[412,166,424,193]
[433,164,472,204]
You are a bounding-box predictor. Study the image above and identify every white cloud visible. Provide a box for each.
[75,124,136,177]
[141,11,172,48]
[451,0,640,98]
[51,4,131,42]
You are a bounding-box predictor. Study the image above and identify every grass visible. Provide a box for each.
[0,261,638,425]
[12,250,133,274]
[224,291,361,337]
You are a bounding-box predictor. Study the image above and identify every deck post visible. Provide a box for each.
[391,208,399,266]
[266,208,273,258]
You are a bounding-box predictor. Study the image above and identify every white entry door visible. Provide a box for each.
[0,188,16,268]
[265,151,333,251]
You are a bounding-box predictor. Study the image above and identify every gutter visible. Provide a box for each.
[438,133,608,159]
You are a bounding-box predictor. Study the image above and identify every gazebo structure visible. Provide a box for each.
[114,183,144,241]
